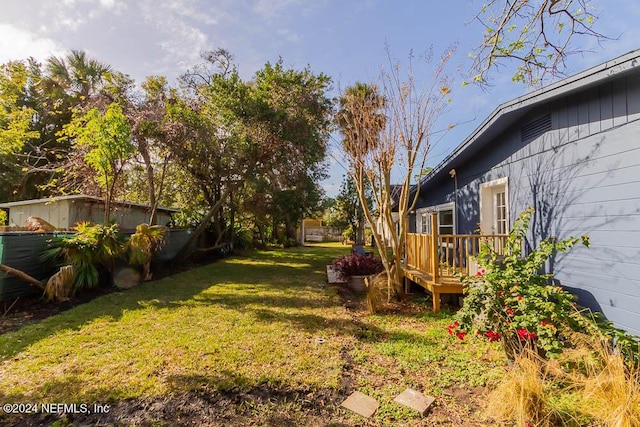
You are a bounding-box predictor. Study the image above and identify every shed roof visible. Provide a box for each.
[0,195,179,213]
[418,49,640,190]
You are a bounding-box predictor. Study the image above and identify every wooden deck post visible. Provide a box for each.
[430,213,439,284]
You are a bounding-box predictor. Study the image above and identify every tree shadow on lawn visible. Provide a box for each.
[0,248,357,360]
[0,258,327,357]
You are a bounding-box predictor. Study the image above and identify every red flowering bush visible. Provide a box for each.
[449,208,594,359]
[450,209,639,365]
[331,253,384,279]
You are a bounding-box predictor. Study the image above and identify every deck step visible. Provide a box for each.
[402,267,464,313]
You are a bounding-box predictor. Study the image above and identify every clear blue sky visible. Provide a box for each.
[2,0,639,197]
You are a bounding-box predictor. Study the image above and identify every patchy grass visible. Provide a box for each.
[0,242,508,426]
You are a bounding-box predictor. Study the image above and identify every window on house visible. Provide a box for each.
[421,213,428,233]
[438,209,454,235]
[415,203,455,235]
[495,190,507,234]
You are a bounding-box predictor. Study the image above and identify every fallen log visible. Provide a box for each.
[0,263,45,290]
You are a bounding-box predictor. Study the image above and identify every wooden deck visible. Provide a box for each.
[403,213,507,313]
[402,267,463,313]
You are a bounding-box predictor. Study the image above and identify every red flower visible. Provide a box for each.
[541,321,556,330]
[518,296,523,301]
[447,321,460,335]
[505,308,515,317]
[456,332,466,340]
[476,268,487,276]
[497,291,503,297]
[484,331,501,342]
[516,328,537,340]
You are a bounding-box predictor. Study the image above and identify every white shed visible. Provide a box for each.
[0,195,178,230]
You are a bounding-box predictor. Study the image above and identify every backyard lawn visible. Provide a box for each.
[0,243,506,426]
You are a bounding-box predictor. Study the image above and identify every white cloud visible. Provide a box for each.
[137,0,222,73]
[0,24,63,63]
[98,0,127,14]
[276,28,301,43]
[252,0,322,20]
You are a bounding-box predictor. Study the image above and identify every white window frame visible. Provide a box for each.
[415,202,455,235]
[479,177,509,235]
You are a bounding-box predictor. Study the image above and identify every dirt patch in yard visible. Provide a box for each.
[2,387,351,427]
[0,286,118,335]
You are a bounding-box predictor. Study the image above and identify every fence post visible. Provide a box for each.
[430,213,439,283]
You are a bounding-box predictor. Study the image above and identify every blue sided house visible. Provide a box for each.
[408,50,640,336]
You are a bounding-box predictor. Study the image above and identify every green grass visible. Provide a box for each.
[0,242,507,425]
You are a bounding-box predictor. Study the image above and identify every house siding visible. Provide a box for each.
[414,71,640,336]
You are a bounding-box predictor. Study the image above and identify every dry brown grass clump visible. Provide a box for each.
[486,350,558,426]
[486,335,640,426]
[365,273,389,313]
[44,265,75,302]
[578,340,640,426]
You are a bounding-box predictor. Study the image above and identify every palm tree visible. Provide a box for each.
[336,83,385,245]
[126,223,166,281]
[336,82,385,159]
[44,49,111,103]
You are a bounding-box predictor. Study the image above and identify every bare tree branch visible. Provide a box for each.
[469,0,609,86]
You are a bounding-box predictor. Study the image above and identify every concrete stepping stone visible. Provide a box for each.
[393,388,436,416]
[341,391,379,418]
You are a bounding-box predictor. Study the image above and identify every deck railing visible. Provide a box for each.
[405,214,508,280]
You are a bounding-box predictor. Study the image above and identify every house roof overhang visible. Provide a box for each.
[416,49,640,194]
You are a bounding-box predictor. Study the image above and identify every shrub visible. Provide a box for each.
[126,223,166,281]
[43,222,124,291]
[449,208,639,365]
[331,253,384,279]
[233,227,254,251]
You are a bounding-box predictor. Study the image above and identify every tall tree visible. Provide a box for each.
[60,102,134,224]
[168,51,264,259]
[337,82,385,246]
[121,75,174,224]
[338,47,455,301]
[251,59,333,242]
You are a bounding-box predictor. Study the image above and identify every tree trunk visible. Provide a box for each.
[229,191,236,245]
[284,213,297,242]
[257,222,265,244]
[0,264,44,289]
[356,220,365,246]
[172,183,236,263]
[139,138,158,225]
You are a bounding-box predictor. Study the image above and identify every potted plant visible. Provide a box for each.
[331,253,384,292]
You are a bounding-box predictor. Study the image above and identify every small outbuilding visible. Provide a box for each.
[0,195,178,231]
